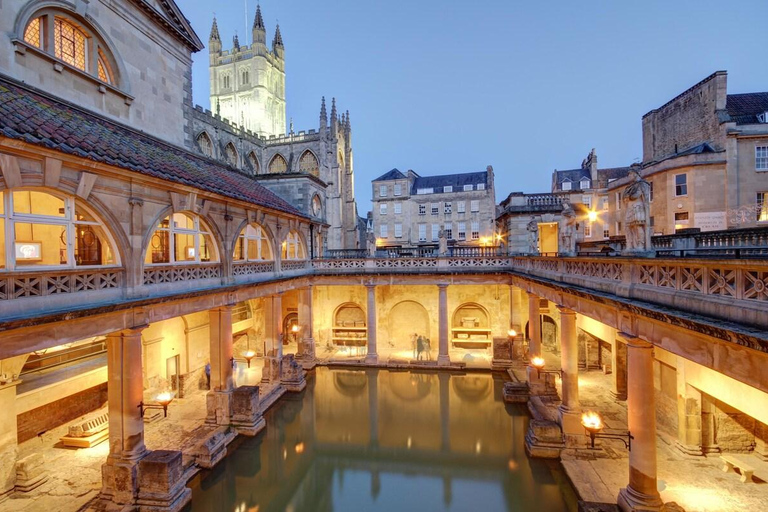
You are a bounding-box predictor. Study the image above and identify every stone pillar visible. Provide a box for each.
[297,286,315,360]
[528,293,541,357]
[365,284,378,364]
[617,335,663,512]
[102,327,148,506]
[439,372,451,451]
[262,293,283,384]
[438,283,450,366]
[0,379,20,502]
[612,335,628,401]
[368,370,379,447]
[557,306,581,434]
[675,357,703,455]
[207,305,235,426]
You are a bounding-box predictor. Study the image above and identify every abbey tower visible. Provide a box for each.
[208,5,286,137]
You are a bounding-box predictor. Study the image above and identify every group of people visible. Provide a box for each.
[411,333,432,360]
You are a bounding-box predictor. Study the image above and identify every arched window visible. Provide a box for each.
[269,154,287,174]
[225,142,238,167]
[282,230,305,260]
[247,152,260,174]
[299,151,319,177]
[144,213,219,265]
[233,224,273,261]
[241,69,250,85]
[22,13,117,85]
[222,74,231,89]
[197,132,213,157]
[0,189,118,271]
[311,194,322,217]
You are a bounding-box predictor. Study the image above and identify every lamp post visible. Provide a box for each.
[581,411,633,450]
[529,356,562,379]
[139,391,174,418]
[243,350,257,368]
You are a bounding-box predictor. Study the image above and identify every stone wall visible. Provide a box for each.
[16,382,108,443]
[707,395,756,453]
[654,360,678,436]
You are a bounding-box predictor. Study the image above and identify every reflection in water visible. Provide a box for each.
[189,368,571,512]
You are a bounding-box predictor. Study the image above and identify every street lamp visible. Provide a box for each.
[581,411,633,450]
[243,350,257,368]
[587,210,598,223]
[139,391,174,418]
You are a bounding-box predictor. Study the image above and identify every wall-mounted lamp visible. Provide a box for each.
[139,392,174,418]
[581,411,633,450]
[529,356,563,379]
[243,350,257,368]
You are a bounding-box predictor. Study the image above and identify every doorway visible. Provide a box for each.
[166,354,180,394]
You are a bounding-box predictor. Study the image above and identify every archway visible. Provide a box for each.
[451,303,491,350]
[387,300,430,359]
[283,311,299,355]
[332,303,366,356]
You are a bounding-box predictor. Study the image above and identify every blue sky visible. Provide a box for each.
[177,0,768,209]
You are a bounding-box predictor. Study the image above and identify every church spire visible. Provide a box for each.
[252,3,266,47]
[272,23,284,59]
[320,97,328,127]
[209,17,220,41]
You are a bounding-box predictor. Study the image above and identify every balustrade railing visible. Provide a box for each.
[143,263,221,285]
[0,268,123,300]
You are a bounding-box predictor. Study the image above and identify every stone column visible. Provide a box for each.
[528,293,541,357]
[675,357,702,455]
[102,327,148,505]
[297,286,315,360]
[439,372,451,451]
[365,284,378,364]
[612,335,628,401]
[262,293,283,385]
[618,335,663,512]
[438,283,450,366]
[368,370,379,447]
[207,305,235,426]
[0,379,20,502]
[557,306,581,434]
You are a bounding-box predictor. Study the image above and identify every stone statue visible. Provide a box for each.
[438,228,448,256]
[622,168,652,254]
[559,202,577,256]
[366,232,376,258]
[526,217,539,254]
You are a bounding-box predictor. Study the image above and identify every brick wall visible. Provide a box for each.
[16,383,108,443]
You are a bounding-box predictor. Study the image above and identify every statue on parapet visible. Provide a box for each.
[438,228,448,256]
[526,217,539,255]
[366,232,376,258]
[622,168,652,255]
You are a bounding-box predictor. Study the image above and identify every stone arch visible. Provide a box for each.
[224,142,238,167]
[298,150,319,177]
[281,229,307,260]
[452,302,491,330]
[196,131,214,158]
[387,300,431,355]
[268,154,288,174]
[15,2,128,89]
[141,206,225,269]
[230,218,277,262]
[247,151,260,174]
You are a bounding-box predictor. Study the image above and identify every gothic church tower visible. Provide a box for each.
[208,6,286,137]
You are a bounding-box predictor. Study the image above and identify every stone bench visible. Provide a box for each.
[720,454,768,483]
[60,408,109,448]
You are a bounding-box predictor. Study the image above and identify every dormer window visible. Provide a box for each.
[580,178,591,189]
[561,179,572,191]
[21,13,118,86]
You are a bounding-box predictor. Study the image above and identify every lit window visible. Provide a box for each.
[299,151,319,176]
[757,193,768,222]
[282,231,306,260]
[457,222,466,240]
[394,184,402,196]
[457,201,466,214]
[380,225,388,238]
[145,212,218,265]
[380,203,387,215]
[394,202,402,214]
[54,18,87,72]
[463,184,473,192]
[269,154,288,174]
[562,180,572,191]
[419,204,426,215]
[471,221,479,240]
[674,212,689,224]
[444,186,453,193]
[582,195,592,209]
[418,224,427,242]
[234,224,273,261]
[431,224,439,241]
[394,223,403,238]
[3,190,120,269]
[477,183,486,191]
[470,200,479,212]
[444,202,452,214]
[379,185,388,197]
[757,146,768,171]
[24,17,41,48]
[675,174,687,196]
[431,203,439,215]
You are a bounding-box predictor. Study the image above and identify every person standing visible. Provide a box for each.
[204,362,211,390]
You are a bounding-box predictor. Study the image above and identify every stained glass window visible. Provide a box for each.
[299,151,319,176]
[269,154,288,174]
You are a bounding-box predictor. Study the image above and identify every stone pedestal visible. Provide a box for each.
[14,453,48,492]
[0,380,20,503]
[281,354,307,392]
[617,336,663,512]
[231,386,266,435]
[136,450,191,512]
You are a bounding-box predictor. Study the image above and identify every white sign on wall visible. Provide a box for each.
[694,211,726,232]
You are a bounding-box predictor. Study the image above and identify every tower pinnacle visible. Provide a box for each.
[209,17,220,41]
[253,4,265,29]
[273,23,284,48]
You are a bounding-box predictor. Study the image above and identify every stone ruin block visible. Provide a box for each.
[525,419,565,459]
[230,386,266,436]
[189,427,231,469]
[491,337,513,368]
[502,381,529,403]
[205,389,232,426]
[15,453,48,492]
[280,354,306,392]
[261,356,282,385]
[136,450,191,512]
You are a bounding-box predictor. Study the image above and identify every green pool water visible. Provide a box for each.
[188,367,574,512]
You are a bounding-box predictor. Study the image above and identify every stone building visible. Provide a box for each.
[610,71,768,235]
[370,167,497,247]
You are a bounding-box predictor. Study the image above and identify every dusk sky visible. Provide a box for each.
[177,0,768,209]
